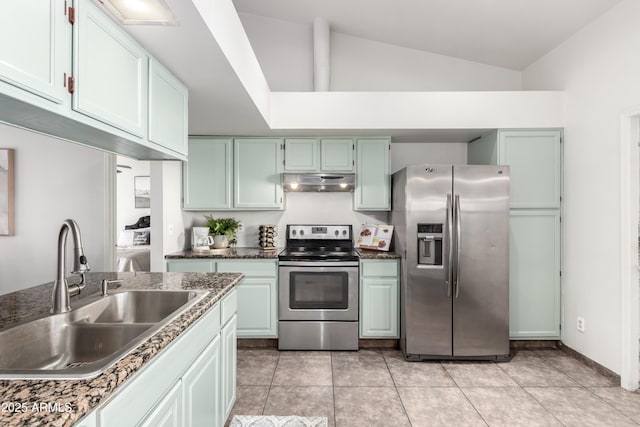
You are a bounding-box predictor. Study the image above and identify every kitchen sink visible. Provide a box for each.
[0,289,208,379]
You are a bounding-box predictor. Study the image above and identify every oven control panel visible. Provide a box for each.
[288,225,352,240]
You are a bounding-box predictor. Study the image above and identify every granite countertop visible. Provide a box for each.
[356,248,401,259]
[0,272,243,427]
[165,247,281,259]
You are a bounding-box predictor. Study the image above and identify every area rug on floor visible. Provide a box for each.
[230,415,328,427]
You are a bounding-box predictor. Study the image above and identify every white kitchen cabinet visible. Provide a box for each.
[139,381,183,427]
[74,0,147,137]
[221,315,237,423]
[183,336,221,427]
[148,58,188,156]
[355,138,391,211]
[183,138,233,210]
[360,259,399,338]
[321,138,354,171]
[0,0,68,104]
[284,138,319,171]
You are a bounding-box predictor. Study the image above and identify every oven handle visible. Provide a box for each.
[278,261,360,267]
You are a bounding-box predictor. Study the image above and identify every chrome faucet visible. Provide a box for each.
[52,219,90,314]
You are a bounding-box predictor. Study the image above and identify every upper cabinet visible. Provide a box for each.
[74,0,147,137]
[0,0,68,105]
[469,129,562,209]
[0,0,187,160]
[283,138,355,172]
[321,138,354,171]
[355,138,391,211]
[234,139,284,210]
[183,138,233,210]
[148,59,188,155]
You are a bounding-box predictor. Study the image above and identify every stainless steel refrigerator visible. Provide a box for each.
[391,165,510,360]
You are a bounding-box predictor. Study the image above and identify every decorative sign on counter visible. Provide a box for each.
[356,224,394,251]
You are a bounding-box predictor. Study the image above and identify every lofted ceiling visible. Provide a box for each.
[123,0,618,141]
[233,0,622,70]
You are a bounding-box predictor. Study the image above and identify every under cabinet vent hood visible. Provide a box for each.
[283,173,355,192]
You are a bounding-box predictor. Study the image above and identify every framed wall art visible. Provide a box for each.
[0,149,15,236]
[134,175,150,208]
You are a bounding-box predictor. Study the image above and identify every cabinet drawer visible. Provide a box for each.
[361,260,398,277]
[221,289,238,326]
[216,261,277,277]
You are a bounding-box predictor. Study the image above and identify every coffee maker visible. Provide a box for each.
[192,227,213,252]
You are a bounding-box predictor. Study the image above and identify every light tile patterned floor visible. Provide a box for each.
[227,348,640,427]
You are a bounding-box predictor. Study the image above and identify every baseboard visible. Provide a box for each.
[510,340,561,349]
[558,342,620,384]
[237,338,278,349]
[358,339,399,349]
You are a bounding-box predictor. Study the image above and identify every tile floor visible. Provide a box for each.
[226,348,640,427]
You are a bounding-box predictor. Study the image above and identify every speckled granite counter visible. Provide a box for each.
[356,249,401,259]
[165,247,281,259]
[0,272,242,427]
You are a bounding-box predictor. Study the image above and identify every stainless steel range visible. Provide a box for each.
[278,225,359,350]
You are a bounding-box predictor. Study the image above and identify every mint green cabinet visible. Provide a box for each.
[321,138,354,171]
[139,381,183,427]
[0,0,68,104]
[166,259,215,272]
[75,412,97,427]
[217,260,278,338]
[221,315,237,423]
[509,211,561,338]
[149,58,188,156]
[74,0,147,137]
[183,336,221,427]
[360,259,399,338]
[234,139,283,209]
[355,138,391,211]
[284,138,319,171]
[469,129,562,209]
[183,138,233,210]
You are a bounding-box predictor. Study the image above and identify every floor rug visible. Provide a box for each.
[230,415,328,427]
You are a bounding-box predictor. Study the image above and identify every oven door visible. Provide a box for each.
[279,262,359,321]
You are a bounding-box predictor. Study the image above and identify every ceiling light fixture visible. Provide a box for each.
[101,0,176,25]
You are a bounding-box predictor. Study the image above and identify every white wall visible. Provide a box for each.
[0,124,107,295]
[331,33,522,91]
[391,142,468,173]
[238,13,313,92]
[523,0,640,374]
[116,156,150,233]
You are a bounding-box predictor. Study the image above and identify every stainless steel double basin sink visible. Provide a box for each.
[0,289,208,379]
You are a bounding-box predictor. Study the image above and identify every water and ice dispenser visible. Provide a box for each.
[417,224,443,266]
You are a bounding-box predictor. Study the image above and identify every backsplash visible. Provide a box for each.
[181,192,388,248]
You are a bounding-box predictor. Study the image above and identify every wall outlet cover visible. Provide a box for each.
[577,316,585,332]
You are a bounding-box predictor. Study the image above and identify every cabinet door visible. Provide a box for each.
[321,138,354,171]
[234,139,283,209]
[139,381,183,427]
[355,138,390,211]
[360,277,399,338]
[235,278,277,338]
[74,0,147,137]
[509,211,561,338]
[183,138,233,210]
[221,315,237,424]
[75,411,97,427]
[166,259,215,273]
[0,0,67,104]
[284,138,319,171]
[183,335,221,427]
[149,58,188,156]
[498,130,561,209]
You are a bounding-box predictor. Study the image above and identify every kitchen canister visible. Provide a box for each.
[258,224,277,250]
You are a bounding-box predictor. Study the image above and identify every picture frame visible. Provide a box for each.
[134,176,150,208]
[0,149,15,236]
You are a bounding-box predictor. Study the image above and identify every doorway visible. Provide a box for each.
[619,108,640,390]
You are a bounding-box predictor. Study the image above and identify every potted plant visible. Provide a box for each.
[204,215,240,248]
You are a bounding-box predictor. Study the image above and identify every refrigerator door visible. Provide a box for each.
[452,165,510,357]
[403,165,453,357]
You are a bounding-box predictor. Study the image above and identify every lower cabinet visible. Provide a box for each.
[91,289,237,427]
[359,259,399,338]
[509,211,561,339]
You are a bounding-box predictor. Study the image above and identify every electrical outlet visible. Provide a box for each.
[577,317,585,332]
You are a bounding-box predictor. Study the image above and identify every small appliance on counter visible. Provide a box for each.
[278,224,359,351]
[191,227,213,252]
[258,224,277,250]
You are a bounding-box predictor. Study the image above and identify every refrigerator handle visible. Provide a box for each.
[454,194,461,298]
[446,193,453,298]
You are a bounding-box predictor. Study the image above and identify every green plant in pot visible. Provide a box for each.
[204,215,240,248]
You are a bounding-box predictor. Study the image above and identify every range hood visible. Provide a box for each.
[283,173,355,192]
